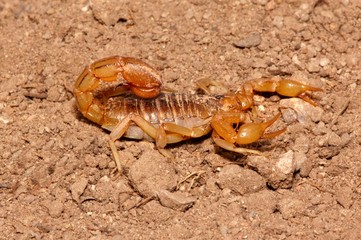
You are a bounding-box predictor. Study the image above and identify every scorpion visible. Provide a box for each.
[74,56,322,173]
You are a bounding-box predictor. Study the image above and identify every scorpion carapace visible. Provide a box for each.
[74,56,322,173]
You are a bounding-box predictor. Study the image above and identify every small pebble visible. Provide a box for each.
[340,133,352,147]
[47,199,64,218]
[292,135,310,153]
[70,177,88,203]
[242,190,278,214]
[319,57,330,67]
[157,190,196,212]
[272,16,284,28]
[306,58,320,73]
[277,197,305,219]
[217,165,265,195]
[299,156,313,177]
[346,53,359,68]
[90,0,129,26]
[295,3,311,22]
[252,0,268,5]
[327,131,342,146]
[292,55,303,69]
[42,31,52,40]
[128,150,177,197]
[234,32,262,48]
[47,85,64,102]
[276,150,295,175]
[280,98,323,124]
[0,114,12,124]
[294,151,307,171]
[335,185,353,208]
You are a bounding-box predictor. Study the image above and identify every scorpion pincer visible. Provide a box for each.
[74,56,322,173]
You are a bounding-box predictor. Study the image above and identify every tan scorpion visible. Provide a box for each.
[74,56,322,173]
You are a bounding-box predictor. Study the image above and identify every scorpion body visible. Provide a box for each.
[74,56,322,173]
[102,93,219,142]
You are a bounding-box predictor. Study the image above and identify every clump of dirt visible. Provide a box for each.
[0,0,360,239]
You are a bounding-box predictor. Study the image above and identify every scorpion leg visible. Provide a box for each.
[108,114,163,173]
[161,122,212,138]
[211,131,263,155]
[155,123,212,159]
[108,114,212,173]
[109,116,213,146]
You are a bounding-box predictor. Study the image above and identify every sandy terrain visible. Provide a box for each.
[0,0,360,239]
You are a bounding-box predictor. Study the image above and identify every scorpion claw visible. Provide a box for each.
[275,79,322,98]
[212,131,264,155]
[235,112,284,145]
[211,112,286,148]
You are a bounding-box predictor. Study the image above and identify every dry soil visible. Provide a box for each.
[1,0,361,239]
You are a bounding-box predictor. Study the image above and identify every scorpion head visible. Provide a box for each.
[219,95,243,112]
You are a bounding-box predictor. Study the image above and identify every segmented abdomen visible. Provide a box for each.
[103,93,219,129]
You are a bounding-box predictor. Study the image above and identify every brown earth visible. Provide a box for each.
[1,0,361,239]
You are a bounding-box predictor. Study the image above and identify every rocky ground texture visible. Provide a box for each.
[0,0,360,239]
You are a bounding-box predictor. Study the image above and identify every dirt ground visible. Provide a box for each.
[1,0,361,239]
